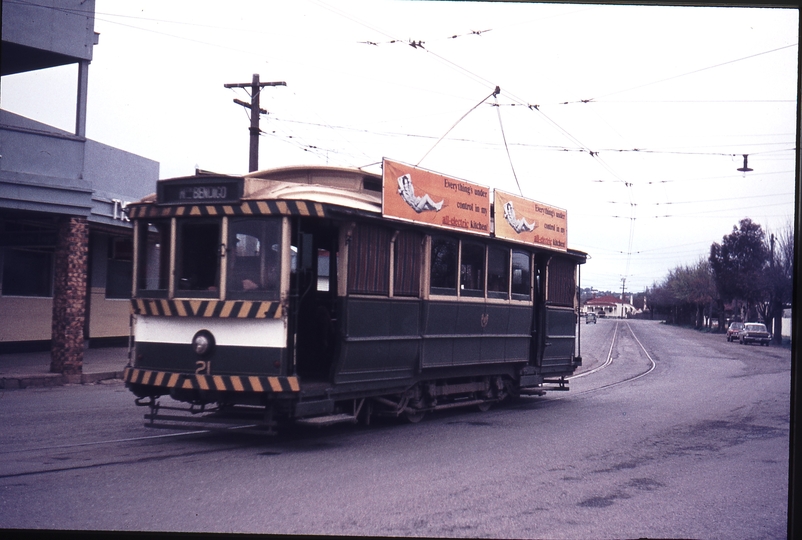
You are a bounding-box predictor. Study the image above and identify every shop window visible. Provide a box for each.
[348,223,390,295]
[511,250,531,300]
[460,242,484,297]
[1,248,53,297]
[487,246,509,299]
[106,237,133,299]
[136,220,171,297]
[226,218,281,299]
[176,221,220,296]
[430,236,457,295]
[394,229,421,297]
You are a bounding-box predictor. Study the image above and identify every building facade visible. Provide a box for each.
[1,0,158,372]
[585,294,639,318]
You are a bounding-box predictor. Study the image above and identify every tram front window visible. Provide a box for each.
[136,220,171,297]
[227,218,281,299]
[176,221,220,296]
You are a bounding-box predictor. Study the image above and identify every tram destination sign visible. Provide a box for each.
[494,189,567,251]
[158,177,244,205]
[382,158,490,236]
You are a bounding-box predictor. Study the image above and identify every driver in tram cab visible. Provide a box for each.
[228,238,260,291]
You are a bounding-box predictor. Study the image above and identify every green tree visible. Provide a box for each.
[761,220,794,343]
[709,218,769,323]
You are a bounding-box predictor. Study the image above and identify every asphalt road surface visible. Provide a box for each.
[0,319,791,538]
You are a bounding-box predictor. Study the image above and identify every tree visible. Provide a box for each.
[761,220,794,343]
[709,218,769,323]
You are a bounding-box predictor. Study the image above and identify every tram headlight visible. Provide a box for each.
[192,330,215,357]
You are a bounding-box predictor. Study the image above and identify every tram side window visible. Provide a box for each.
[394,229,421,297]
[227,218,281,299]
[136,220,171,297]
[547,256,575,306]
[487,246,509,299]
[511,250,531,300]
[430,236,457,295]
[348,223,390,295]
[460,242,485,297]
[176,220,220,295]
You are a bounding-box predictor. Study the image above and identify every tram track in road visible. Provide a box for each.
[0,322,658,471]
[563,320,657,397]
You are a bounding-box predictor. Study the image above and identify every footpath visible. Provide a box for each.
[0,346,129,390]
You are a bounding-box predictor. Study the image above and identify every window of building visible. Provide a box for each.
[511,250,531,300]
[393,229,421,297]
[226,218,281,299]
[348,223,391,295]
[136,220,171,297]
[106,237,133,299]
[1,248,53,297]
[175,220,220,296]
[460,241,485,297]
[487,246,509,299]
[430,236,457,295]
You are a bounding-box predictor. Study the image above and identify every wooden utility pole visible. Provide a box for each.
[224,74,286,172]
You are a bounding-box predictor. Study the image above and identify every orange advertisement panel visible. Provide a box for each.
[382,158,490,236]
[494,190,567,251]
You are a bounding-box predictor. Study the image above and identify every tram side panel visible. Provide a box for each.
[335,296,420,384]
[421,300,531,369]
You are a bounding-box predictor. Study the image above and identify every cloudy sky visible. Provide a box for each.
[2,1,798,293]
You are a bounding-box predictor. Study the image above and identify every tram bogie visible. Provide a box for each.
[123,161,586,431]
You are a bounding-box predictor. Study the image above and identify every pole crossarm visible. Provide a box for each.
[223,74,287,172]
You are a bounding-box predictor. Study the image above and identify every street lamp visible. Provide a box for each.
[737,154,753,173]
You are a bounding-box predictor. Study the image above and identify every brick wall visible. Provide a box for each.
[50,216,89,376]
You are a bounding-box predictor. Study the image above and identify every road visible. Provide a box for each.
[0,319,791,538]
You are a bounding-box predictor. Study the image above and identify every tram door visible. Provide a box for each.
[291,218,339,381]
[538,256,578,373]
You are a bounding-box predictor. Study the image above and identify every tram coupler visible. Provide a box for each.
[542,377,570,391]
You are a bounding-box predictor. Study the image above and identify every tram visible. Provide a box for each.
[123,158,586,430]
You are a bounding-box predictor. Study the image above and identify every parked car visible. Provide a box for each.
[740,323,772,346]
[726,321,744,342]
[586,313,597,324]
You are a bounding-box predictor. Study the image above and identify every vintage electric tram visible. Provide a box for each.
[123,159,586,430]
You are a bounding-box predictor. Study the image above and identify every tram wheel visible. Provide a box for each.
[404,410,426,423]
[476,402,492,412]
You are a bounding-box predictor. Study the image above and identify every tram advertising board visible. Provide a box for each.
[494,189,567,251]
[382,158,490,236]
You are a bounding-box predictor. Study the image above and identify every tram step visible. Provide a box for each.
[294,399,334,417]
[296,413,358,426]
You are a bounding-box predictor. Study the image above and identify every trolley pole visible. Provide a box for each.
[224,74,286,172]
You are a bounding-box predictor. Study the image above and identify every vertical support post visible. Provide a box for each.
[75,60,89,138]
[249,74,260,173]
[224,75,286,173]
[50,216,89,379]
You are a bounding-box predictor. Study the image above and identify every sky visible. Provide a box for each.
[1,0,798,294]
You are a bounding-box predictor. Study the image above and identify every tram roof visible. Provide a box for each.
[136,165,587,262]
[139,165,383,214]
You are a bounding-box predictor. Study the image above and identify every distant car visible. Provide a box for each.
[740,323,772,346]
[726,321,744,342]
[586,313,597,324]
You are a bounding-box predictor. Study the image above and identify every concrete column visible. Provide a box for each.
[50,216,89,378]
[75,60,89,138]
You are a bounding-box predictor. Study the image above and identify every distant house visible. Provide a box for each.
[585,295,639,318]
